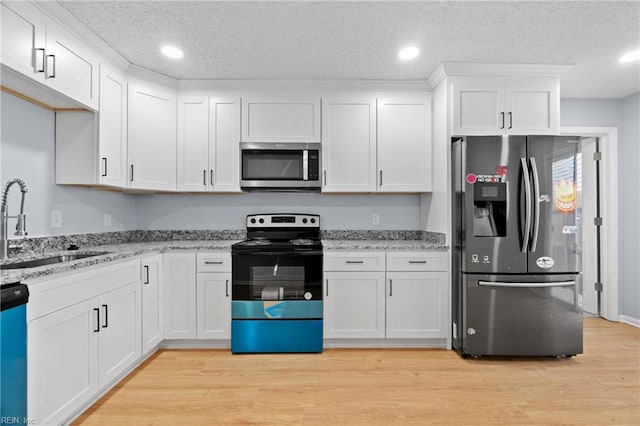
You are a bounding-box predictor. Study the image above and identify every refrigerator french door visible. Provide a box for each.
[452,136,583,357]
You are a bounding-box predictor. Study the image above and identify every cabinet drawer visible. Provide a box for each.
[27,259,140,321]
[386,252,447,271]
[323,252,385,272]
[196,252,231,272]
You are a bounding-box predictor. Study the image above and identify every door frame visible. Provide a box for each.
[561,127,618,322]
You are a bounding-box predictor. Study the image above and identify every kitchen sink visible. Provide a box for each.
[1,252,110,270]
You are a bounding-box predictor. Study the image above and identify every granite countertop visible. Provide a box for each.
[0,230,448,285]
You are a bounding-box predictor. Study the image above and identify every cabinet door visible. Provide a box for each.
[505,77,559,135]
[377,97,432,192]
[196,273,231,339]
[323,271,386,339]
[44,20,99,110]
[177,96,210,192]
[99,63,128,186]
[210,96,241,192]
[163,253,197,339]
[386,271,448,339]
[241,96,321,142]
[321,97,377,192]
[141,254,163,355]
[451,77,505,136]
[28,298,98,425]
[0,1,46,83]
[97,281,141,388]
[128,79,177,190]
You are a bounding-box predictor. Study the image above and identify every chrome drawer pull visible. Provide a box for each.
[205,261,224,265]
[408,260,427,264]
[345,260,364,264]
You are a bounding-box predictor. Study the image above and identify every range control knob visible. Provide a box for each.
[302,218,308,224]
[310,218,316,224]
[259,218,264,224]
[250,218,256,224]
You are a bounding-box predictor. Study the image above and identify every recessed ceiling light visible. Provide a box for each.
[398,46,420,60]
[161,45,184,59]
[619,49,640,63]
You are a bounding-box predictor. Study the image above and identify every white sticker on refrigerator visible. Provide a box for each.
[536,256,555,269]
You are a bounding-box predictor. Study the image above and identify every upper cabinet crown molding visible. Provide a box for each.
[126,64,179,90]
[428,63,573,91]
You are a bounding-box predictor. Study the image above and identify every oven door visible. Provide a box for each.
[232,250,322,302]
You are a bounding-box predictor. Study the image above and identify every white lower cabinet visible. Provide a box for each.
[323,271,386,338]
[162,253,197,339]
[163,252,231,340]
[141,254,163,354]
[196,273,231,339]
[323,250,449,343]
[27,260,141,425]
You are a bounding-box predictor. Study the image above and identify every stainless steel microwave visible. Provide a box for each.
[240,142,321,192]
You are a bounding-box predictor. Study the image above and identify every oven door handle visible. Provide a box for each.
[233,250,322,256]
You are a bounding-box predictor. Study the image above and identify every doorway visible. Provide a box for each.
[581,137,599,315]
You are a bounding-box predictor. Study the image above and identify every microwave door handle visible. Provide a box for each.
[303,150,309,181]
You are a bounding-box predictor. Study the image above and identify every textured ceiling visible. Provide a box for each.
[59,1,640,98]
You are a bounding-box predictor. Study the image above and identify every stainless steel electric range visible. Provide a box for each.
[231,213,323,353]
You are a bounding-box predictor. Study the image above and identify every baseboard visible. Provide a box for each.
[619,315,640,328]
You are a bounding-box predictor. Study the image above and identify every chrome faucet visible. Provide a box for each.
[1,178,28,260]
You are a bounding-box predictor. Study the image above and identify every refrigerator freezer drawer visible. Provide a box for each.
[462,274,583,357]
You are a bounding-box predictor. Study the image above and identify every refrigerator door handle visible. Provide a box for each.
[530,157,541,252]
[520,158,532,252]
[478,280,576,288]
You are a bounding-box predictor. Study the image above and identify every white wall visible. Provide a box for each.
[0,92,136,237]
[134,193,421,230]
[561,94,640,321]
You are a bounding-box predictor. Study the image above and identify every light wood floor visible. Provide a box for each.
[74,318,639,425]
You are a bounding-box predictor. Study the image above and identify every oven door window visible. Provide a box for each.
[232,253,322,301]
[242,150,303,181]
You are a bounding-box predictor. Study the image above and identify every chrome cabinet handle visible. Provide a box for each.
[225,280,229,297]
[379,170,383,187]
[203,170,207,186]
[102,158,108,177]
[45,54,55,78]
[143,265,150,284]
[93,308,100,332]
[130,164,134,182]
[508,112,513,129]
[35,48,45,72]
[210,170,214,186]
[389,279,393,296]
[325,279,329,297]
[500,112,505,129]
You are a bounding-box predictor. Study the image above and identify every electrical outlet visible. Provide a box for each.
[51,210,62,228]
[104,213,112,227]
[372,212,380,225]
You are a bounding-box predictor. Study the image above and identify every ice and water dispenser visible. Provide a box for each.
[472,182,507,237]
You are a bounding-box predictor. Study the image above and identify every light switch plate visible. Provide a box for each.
[372,212,380,225]
[104,213,112,227]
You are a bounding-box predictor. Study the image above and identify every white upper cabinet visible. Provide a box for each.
[128,78,177,191]
[177,96,210,191]
[1,1,99,110]
[321,96,377,192]
[1,1,47,84]
[451,76,559,136]
[377,97,432,192]
[55,64,127,187]
[97,63,128,186]
[241,96,321,142]
[176,96,241,192]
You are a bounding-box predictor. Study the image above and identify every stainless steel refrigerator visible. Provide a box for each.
[452,136,583,357]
